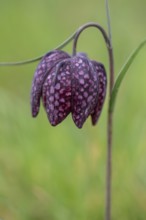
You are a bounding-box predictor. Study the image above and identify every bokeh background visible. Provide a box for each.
[0,0,146,219]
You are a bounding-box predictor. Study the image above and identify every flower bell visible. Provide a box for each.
[31,50,107,128]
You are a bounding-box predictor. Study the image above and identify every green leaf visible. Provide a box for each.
[109,39,146,112]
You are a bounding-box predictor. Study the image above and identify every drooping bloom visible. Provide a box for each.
[31,50,107,128]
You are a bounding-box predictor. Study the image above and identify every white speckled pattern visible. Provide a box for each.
[31,50,107,128]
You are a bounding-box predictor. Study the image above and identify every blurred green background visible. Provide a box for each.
[0,0,146,219]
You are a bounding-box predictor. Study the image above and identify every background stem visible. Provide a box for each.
[0,32,76,66]
[105,0,112,46]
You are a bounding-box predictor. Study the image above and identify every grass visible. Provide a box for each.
[0,0,146,219]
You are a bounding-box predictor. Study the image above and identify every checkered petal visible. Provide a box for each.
[71,55,99,128]
[42,60,72,126]
[31,50,70,117]
[91,61,107,125]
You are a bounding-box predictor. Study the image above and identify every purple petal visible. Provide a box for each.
[71,56,98,128]
[42,60,72,126]
[91,61,107,125]
[31,50,70,117]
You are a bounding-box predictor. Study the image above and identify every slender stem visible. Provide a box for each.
[0,19,114,220]
[0,31,76,66]
[106,47,114,220]
[71,21,114,220]
[72,22,110,56]
[105,0,114,220]
[105,0,112,46]
[0,55,44,66]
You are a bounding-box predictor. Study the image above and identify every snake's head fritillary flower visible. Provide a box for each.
[31,50,107,128]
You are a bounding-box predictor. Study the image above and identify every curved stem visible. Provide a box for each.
[0,20,114,220]
[0,55,45,67]
[72,22,111,56]
[0,31,76,66]
[72,21,114,220]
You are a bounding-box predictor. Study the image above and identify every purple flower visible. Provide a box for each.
[31,50,107,128]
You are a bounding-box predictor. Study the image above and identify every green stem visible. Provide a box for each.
[105,0,114,220]
[72,22,110,56]
[0,31,76,66]
[71,20,114,220]
[105,0,112,46]
[106,47,114,220]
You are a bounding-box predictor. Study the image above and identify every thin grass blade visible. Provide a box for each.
[109,39,146,112]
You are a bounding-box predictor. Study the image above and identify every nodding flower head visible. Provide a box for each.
[31,50,107,128]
